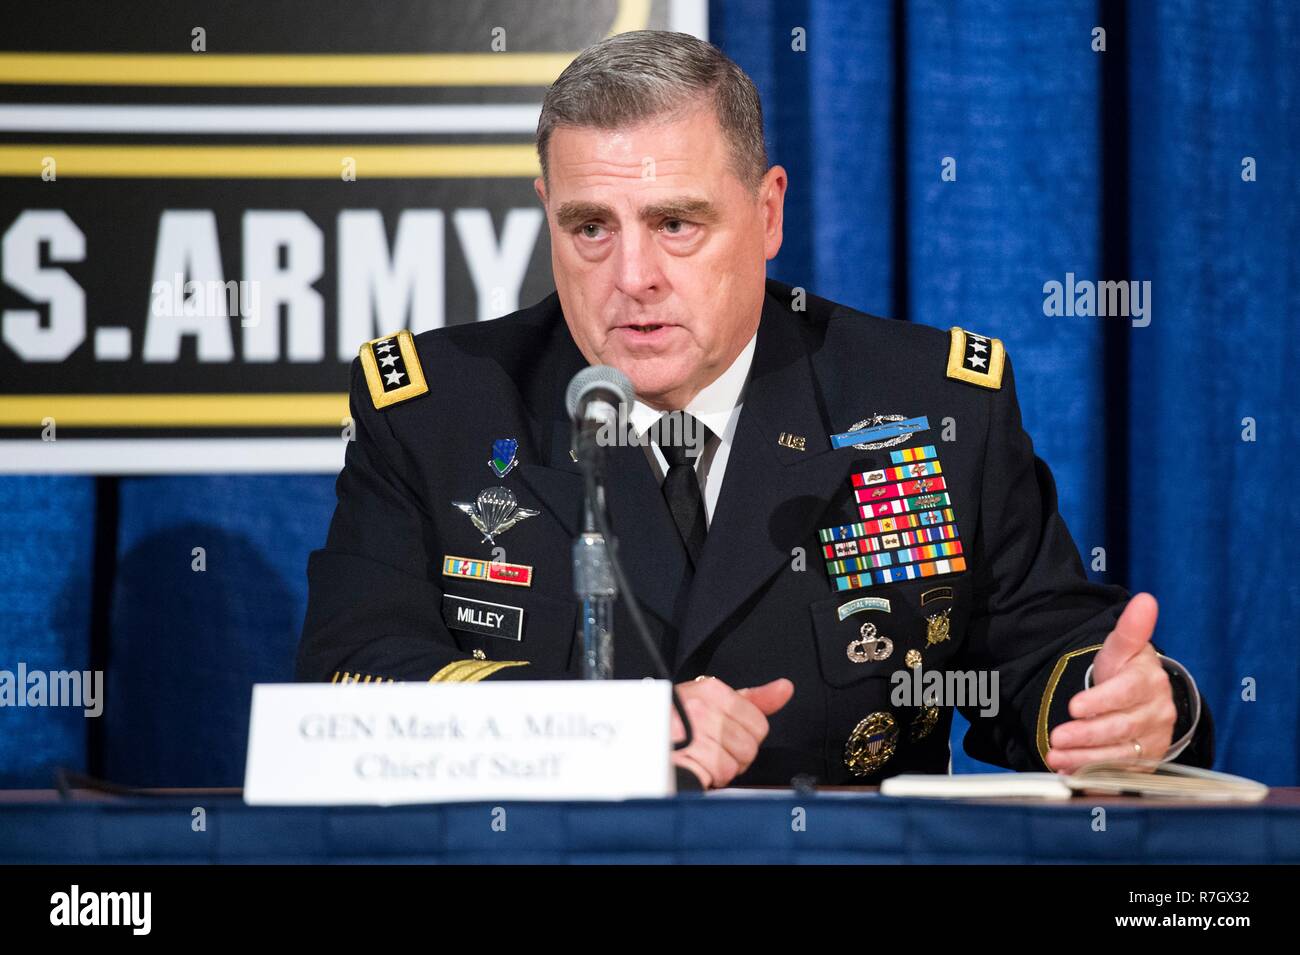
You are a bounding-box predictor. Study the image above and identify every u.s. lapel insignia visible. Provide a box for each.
[359,329,428,409]
[830,413,931,451]
[844,711,898,776]
[778,432,806,451]
[452,487,540,544]
[847,620,893,663]
[946,326,1005,389]
[925,607,952,645]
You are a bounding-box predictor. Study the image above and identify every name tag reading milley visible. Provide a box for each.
[442,594,523,641]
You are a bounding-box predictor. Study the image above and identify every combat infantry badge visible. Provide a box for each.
[453,487,539,544]
[829,413,930,451]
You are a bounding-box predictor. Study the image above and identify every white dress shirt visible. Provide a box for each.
[626,332,758,526]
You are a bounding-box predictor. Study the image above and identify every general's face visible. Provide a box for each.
[536,103,786,410]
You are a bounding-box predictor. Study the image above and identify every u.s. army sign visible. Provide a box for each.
[0,0,707,473]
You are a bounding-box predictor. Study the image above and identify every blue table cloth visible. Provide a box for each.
[2,791,1298,864]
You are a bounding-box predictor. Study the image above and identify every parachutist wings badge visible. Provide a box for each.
[453,486,540,544]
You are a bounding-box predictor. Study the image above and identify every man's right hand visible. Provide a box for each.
[670,677,794,789]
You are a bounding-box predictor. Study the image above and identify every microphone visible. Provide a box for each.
[565,366,633,680]
[561,365,696,757]
[565,365,634,460]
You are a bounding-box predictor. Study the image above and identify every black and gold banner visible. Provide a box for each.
[0,0,706,472]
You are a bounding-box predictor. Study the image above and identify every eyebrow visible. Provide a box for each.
[553,197,720,230]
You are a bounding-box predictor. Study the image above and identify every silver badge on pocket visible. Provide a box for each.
[847,621,893,663]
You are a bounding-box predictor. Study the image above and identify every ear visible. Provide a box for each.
[761,165,787,261]
[533,176,548,207]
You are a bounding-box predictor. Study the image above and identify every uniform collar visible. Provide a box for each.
[626,331,759,445]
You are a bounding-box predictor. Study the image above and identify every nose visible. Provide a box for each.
[613,226,665,301]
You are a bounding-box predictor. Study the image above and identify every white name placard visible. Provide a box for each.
[243,680,674,805]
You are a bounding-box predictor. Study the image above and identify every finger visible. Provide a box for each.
[1093,593,1159,682]
[1045,742,1160,776]
[671,752,713,789]
[1051,697,1173,751]
[1068,649,1163,718]
[684,685,769,770]
[670,708,684,743]
[682,732,741,788]
[701,681,770,741]
[717,714,763,770]
[682,696,726,746]
[676,679,745,739]
[738,678,795,716]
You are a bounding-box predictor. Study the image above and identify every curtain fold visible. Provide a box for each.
[0,477,95,786]
[1125,0,1300,783]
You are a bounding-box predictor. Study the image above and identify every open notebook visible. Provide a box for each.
[880,761,1268,802]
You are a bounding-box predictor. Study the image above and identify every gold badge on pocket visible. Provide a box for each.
[925,607,952,645]
[844,711,898,776]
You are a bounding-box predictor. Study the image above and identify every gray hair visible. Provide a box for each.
[536,30,769,194]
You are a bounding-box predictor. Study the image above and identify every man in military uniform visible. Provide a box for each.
[298,31,1211,788]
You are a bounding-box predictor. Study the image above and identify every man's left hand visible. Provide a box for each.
[1045,592,1177,774]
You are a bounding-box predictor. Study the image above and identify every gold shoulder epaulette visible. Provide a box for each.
[946,326,1006,390]
[359,329,428,409]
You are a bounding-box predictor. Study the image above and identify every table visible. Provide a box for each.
[1,788,1297,864]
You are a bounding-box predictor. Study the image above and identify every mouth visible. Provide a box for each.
[613,319,680,335]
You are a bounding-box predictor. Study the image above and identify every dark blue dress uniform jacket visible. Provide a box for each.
[297,279,1213,785]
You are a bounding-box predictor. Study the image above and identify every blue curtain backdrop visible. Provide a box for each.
[1,1,1296,786]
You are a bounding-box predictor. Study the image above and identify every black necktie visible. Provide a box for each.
[658,413,710,566]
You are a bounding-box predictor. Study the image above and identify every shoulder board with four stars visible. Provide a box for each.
[359,329,428,409]
[946,326,1006,390]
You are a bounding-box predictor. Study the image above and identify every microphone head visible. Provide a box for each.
[565,365,635,419]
